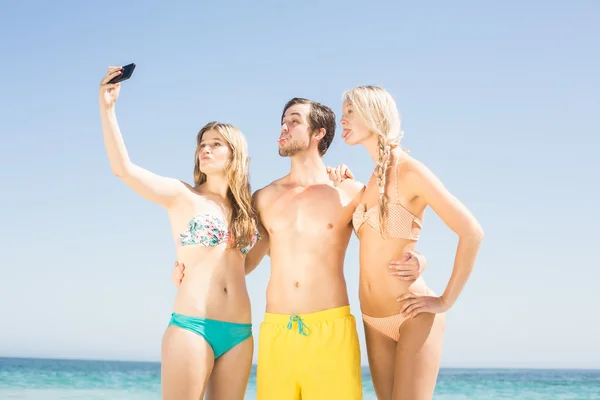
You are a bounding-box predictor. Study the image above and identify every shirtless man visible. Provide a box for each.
[173,97,426,399]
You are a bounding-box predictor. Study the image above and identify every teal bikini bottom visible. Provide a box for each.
[168,312,252,359]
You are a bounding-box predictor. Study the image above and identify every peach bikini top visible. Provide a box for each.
[352,157,422,240]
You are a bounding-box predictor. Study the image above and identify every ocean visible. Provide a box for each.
[1,357,599,399]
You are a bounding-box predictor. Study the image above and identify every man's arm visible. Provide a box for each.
[389,250,428,280]
[245,188,271,275]
[245,222,269,275]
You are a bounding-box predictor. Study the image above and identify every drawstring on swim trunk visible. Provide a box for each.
[287,314,311,336]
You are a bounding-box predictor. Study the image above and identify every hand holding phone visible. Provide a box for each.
[107,63,136,84]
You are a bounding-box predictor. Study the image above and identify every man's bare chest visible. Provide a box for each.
[262,185,352,234]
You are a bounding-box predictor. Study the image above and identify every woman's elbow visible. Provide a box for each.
[469,222,484,243]
[459,220,484,243]
[111,162,132,179]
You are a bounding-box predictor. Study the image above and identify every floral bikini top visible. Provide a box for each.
[179,213,260,255]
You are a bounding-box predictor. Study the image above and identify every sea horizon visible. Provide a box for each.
[2,356,599,399]
[2,356,598,371]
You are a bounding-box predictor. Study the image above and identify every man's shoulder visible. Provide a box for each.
[336,178,365,198]
[253,177,286,204]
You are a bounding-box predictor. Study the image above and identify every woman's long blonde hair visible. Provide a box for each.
[193,121,257,251]
[342,85,405,236]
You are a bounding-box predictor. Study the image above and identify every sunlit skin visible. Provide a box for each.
[171,100,429,398]
[340,96,484,400]
[99,66,254,400]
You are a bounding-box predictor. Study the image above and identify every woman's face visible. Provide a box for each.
[198,129,232,175]
[340,101,371,145]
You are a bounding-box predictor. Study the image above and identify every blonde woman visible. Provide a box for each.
[99,66,259,400]
[340,85,484,400]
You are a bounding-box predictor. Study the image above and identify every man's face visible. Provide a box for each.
[279,103,311,157]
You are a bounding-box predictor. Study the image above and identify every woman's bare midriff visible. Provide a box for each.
[172,245,251,324]
[358,233,430,317]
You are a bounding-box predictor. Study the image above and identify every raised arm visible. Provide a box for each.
[99,67,185,208]
[245,189,270,275]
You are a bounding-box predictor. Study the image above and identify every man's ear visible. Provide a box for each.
[313,128,326,141]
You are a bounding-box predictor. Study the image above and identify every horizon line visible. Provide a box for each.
[1,356,598,371]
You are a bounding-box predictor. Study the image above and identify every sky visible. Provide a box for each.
[1,1,599,369]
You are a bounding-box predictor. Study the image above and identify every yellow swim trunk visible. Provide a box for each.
[256,305,363,400]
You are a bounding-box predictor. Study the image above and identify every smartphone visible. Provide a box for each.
[108,63,136,84]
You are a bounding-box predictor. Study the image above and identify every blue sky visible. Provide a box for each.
[1,1,598,369]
